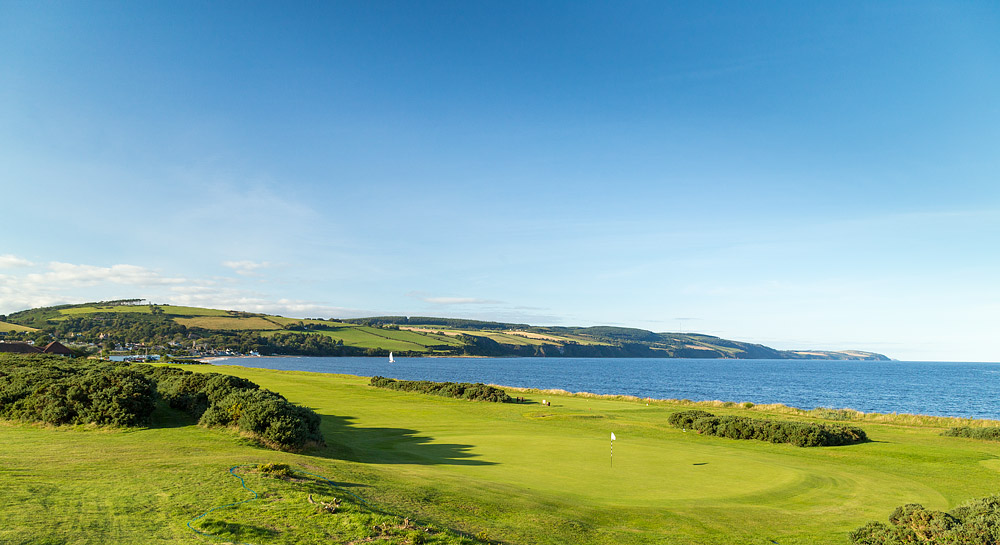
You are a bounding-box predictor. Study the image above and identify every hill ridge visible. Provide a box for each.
[1,302,891,360]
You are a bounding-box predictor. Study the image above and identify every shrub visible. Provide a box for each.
[669,410,868,447]
[369,376,511,403]
[942,427,1000,441]
[667,410,715,429]
[200,388,322,450]
[851,497,1000,544]
[0,355,156,427]
[0,358,324,450]
[256,462,293,478]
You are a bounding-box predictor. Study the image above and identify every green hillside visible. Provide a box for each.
[2,300,890,360]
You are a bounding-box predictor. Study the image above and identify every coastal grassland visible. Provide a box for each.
[3,364,1000,545]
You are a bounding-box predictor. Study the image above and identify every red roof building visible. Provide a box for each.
[0,342,43,354]
[43,341,74,356]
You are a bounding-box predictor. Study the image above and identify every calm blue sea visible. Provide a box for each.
[214,356,1000,420]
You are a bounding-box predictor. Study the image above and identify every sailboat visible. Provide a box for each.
[388,352,394,363]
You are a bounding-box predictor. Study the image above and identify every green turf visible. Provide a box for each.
[3,364,1000,545]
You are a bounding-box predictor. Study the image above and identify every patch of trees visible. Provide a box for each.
[369,376,511,403]
[941,427,1000,441]
[137,366,324,451]
[0,354,156,427]
[262,332,361,356]
[851,497,1000,544]
[667,410,868,447]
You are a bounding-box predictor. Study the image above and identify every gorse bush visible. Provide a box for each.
[370,376,511,403]
[667,410,715,429]
[140,366,259,418]
[668,410,868,447]
[200,388,323,450]
[0,354,156,427]
[941,427,1000,441]
[135,366,323,451]
[0,355,323,451]
[851,496,1000,544]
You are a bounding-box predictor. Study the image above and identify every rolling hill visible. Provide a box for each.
[1,300,890,360]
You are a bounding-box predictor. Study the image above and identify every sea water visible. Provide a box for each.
[215,356,1000,420]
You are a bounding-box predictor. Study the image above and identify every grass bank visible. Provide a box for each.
[2,363,1000,544]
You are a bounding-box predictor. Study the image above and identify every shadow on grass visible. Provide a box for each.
[197,520,279,540]
[148,402,197,429]
[313,414,495,466]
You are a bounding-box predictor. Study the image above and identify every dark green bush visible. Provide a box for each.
[138,366,321,451]
[667,410,715,428]
[199,388,322,450]
[942,427,1000,441]
[0,355,156,427]
[369,376,511,403]
[668,409,867,447]
[851,496,1000,544]
[0,355,323,451]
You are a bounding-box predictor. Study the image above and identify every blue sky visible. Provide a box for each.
[1,2,998,361]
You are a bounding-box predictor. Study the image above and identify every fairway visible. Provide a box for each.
[2,364,1000,545]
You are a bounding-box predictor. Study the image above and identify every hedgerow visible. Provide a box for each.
[668,409,868,447]
[941,426,1000,441]
[851,496,1000,544]
[370,376,511,403]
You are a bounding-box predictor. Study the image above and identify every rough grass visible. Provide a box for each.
[3,364,1000,545]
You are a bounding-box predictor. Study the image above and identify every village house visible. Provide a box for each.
[0,341,74,356]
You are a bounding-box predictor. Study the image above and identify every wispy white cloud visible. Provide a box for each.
[165,288,361,318]
[0,254,34,268]
[0,261,188,314]
[406,291,503,305]
[24,262,186,288]
[222,260,273,276]
[424,296,502,305]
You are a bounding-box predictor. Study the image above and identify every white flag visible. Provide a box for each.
[611,432,617,441]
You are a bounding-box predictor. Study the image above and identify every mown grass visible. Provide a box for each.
[3,364,1000,544]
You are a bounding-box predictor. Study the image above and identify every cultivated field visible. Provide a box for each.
[2,364,999,544]
[0,321,36,333]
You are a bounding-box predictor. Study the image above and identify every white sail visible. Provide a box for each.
[388,352,394,363]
